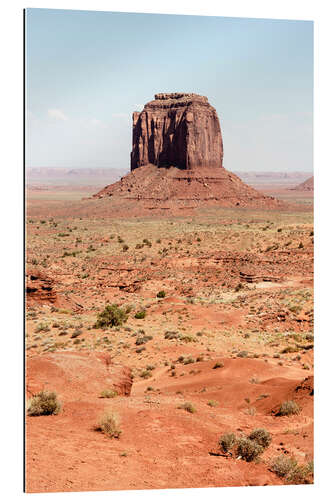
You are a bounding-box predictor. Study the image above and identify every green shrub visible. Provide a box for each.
[95,411,121,438]
[100,389,118,399]
[27,391,61,416]
[34,322,50,333]
[183,356,195,365]
[71,329,82,338]
[140,370,152,379]
[277,400,300,416]
[178,402,196,413]
[248,428,272,449]
[218,433,236,453]
[207,400,219,407]
[157,290,166,298]
[180,335,197,343]
[135,310,146,319]
[213,361,224,369]
[135,335,152,345]
[164,331,179,340]
[236,437,264,462]
[94,304,128,328]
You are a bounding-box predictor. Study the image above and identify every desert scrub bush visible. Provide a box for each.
[207,400,219,407]
[183,356,195,365]
[140,369,152,379]
[179,335,197,343]
[27,391,61,416]
[269,455,313,484]
[236,437,264,462]
[286,462,313,484]
[134,310,146,319]
[95,411,121,438]
[164,331,179,340]
[122,244,129,252]
[34,322,50,333]
[277,400,300,416]
[213,361,224,369]
[94,304,128,329]
[281,345,298,354]
[269,455,298,478]
[100,389,118,399]
[135,335,152,345]
[71,328,82,338]
[237,350,248,358]
[156,290,166,298]
[248,428,272,449]
[178,402,196,413]
[218,432,236,453]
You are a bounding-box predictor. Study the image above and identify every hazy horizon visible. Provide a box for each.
[25,9,313,173]
[26,166,313,173]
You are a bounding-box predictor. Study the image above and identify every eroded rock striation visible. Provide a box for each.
[131,93,223,171]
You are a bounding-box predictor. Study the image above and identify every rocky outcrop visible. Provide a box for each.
[93,92,284,212]
[26,268,57,305]
[131,93,223,171]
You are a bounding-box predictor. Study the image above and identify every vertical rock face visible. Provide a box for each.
[130,93,223,171]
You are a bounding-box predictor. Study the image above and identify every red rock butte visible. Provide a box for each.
[94,93,283,211]
[131,92,223,171]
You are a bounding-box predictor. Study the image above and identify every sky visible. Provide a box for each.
[25,9,313,172]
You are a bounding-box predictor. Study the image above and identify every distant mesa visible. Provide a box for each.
[292,176,314,192]
[93,93,283,210]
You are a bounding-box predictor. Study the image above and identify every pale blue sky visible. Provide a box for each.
[26,9,313,172]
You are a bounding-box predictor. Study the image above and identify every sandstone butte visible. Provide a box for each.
[93,93,283,210]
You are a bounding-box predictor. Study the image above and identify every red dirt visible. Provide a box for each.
[25,351,313,492]
[93,164,285,213]
[25,189,313,492]
[26,351,132,400]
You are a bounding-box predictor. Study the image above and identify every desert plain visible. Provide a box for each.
[25,171,314,493]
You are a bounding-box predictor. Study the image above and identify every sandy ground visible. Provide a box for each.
[25,186,313,492]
